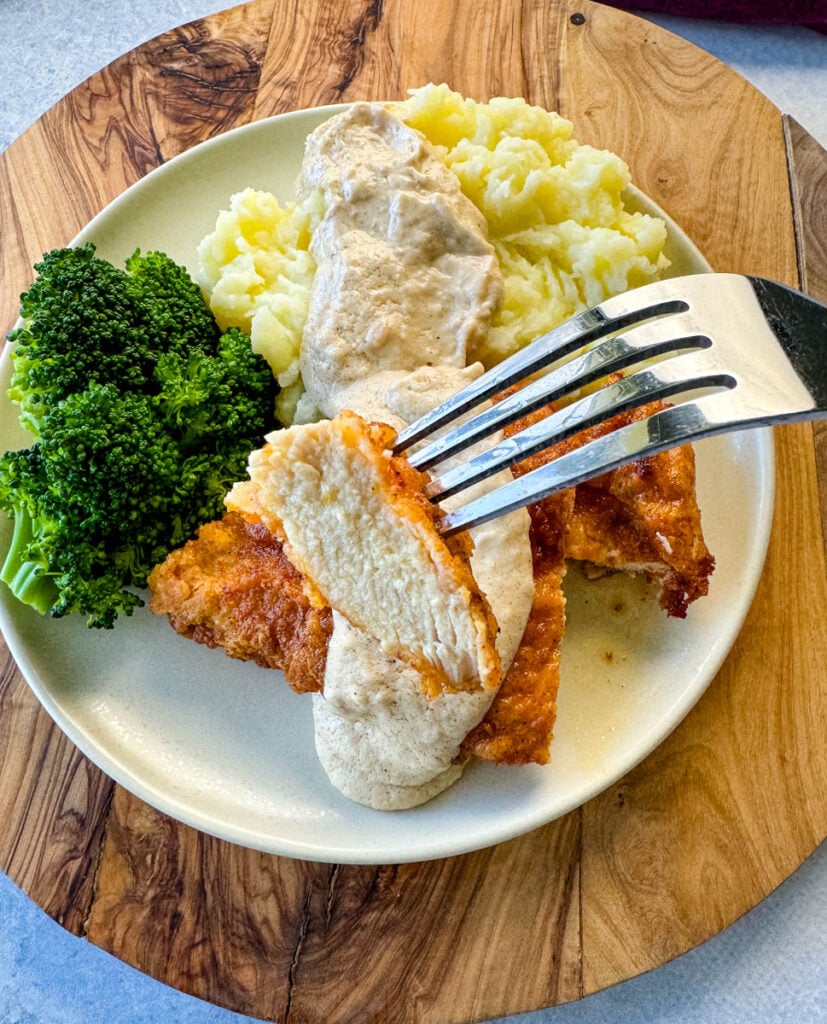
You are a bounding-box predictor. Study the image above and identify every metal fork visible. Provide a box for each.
[393,274,827,535]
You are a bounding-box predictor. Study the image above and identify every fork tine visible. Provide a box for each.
[437,399,719,536]
[421,273,827,535]
[427,351,735,502]
[393,288,689,453]
[407,314,710,472]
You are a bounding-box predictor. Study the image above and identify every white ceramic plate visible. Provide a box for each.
[0,106,774,864]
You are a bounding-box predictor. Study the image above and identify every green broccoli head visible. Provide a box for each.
[154,327,276,448]
[0,446,60,616]
[0,381,267,629]
[1,244,279,627]
[1,386,185,627]
[37,385,183,554]
[9,244,153,431]
[124,248,221,356]
[0,441,143,628]
[8,244,223,436]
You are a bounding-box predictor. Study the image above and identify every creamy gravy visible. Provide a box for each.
[296,103,534,809]
[298,103,502,418]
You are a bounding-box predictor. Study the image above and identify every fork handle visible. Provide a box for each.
[749,277,827,412]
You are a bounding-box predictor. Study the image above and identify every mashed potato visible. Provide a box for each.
[197,187,323,422]
[198,84,668,420]
[397,84,668,365]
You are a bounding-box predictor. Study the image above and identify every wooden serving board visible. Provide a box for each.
[0,2,825,1021]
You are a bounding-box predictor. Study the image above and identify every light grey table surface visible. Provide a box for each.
[0,3,825,1023]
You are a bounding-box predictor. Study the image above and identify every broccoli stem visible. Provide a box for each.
[0,507,58,616]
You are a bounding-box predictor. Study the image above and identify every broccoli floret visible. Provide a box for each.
[154,328,274,448]
[9,244,150,432]
[2,386,198,628]
[1,244,277,627]
[124,248,222,356]
[8,244,225,436]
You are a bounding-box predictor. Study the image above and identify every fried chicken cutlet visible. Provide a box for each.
[460,395,715,763]
[226,411,501,698]
[150,500,565,766]
[149,399,713,768]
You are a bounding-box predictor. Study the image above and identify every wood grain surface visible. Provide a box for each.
[0,2,825,1022]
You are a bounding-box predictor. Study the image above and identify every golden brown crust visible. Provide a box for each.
[148,512,332,694]
[461,490,571,765]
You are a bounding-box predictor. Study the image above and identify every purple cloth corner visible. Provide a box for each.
[598,0,827,30]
